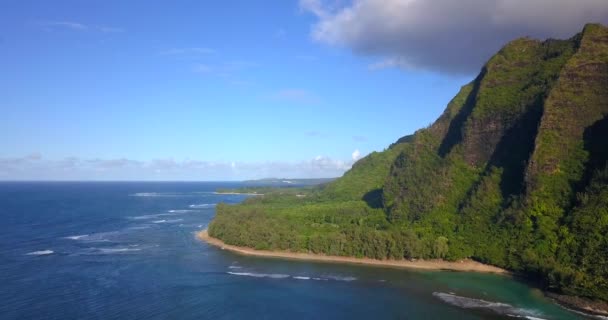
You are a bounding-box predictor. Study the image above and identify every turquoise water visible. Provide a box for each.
[0,182,589,319]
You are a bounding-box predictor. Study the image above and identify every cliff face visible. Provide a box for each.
[382,23,608,299]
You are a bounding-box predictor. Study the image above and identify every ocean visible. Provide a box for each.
[0,182,588,319]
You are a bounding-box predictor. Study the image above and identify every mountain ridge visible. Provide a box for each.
[207,23,608,309]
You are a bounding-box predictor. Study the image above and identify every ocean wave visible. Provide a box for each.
[433,292,545,319]
[26,250,54,256]
[324,275,357,282]
[168,209,196,213]
[227,272,290,279]
[130,192,213,197]
[226,271,355,282]
[152,219,183,224]
[228,266,243,269]
[128,213,175,220]
[97,247,141,254]
[64,234,88,240]
[189,204,215,208]
[63,231,116,242]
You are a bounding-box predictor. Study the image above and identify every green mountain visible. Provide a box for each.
[208,24,608,302]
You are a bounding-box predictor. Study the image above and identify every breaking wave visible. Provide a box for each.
[127,213,175,220]
[227,272,290,279]
[152,219,183,224]
[324,275,357,282]
[63,231,116,242]
[226,271,355,282]
[26,250,54,256]
[189,204,215,208]
[433,292,545,319]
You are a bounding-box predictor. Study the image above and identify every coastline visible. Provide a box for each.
[196,230,508,274]
[546,292,608,318]
[213,192,264,196]
[197,230,608,317]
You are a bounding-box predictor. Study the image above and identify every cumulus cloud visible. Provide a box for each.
[0,155,356,181]
[352,149,361,161]
[300,0,608,74]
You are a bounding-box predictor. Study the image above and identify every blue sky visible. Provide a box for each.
[1,0,606,180]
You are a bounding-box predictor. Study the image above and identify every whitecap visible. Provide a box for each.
[324,275,357,282]
[130,192,162,197]
[228,266,243,269]
[26,250,53,256]
[189,204,215,209]
[128,213,174,220]
[227,272,290,279]
[168,209,197,213]
[64,234,88,240]
[62,231,116,242]
[293,276,310,280]
[433,292,545,319]
[98,248,141,254]
[152,219,183,224]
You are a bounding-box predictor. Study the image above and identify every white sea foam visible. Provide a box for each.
[168,209,196,213]
[26,250,54,255]
[228,266,243,269]
[64,234,88,240]
[128,213,175,220]
[189,204,215,208]
[131,192,163,197]
[63,231,116,242]
[433,292,545,319]
[130,192,212,197]
[227,272,290,279]
[152,219,183,224]
[98,248,141,254]
[324,275,357,282]
[293,276,310,280]
[213,192,263,196]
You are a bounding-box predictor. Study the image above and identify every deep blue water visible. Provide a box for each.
[0,182,588,319]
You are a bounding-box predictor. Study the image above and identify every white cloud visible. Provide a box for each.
[352,149,361,161]
[0,154,357,181]
[37,21,124,33]
[39,21,88,31]
[300,0,608,74]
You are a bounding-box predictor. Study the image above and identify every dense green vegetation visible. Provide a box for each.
[209,24,608,302]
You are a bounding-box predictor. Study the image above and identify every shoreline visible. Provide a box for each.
[196,230,508,274]
[197,230,608,317]
[213,192,264,196]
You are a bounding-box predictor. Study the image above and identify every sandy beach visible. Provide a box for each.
[197,230,509,274]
